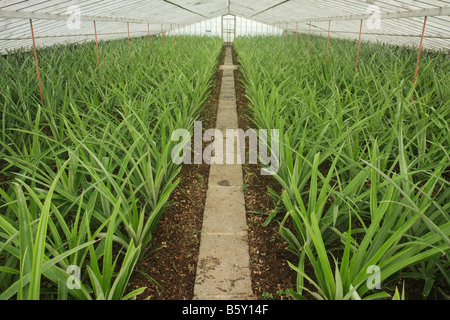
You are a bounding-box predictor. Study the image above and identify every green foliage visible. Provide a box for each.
[235,34,449,300]
[0,35,223,299]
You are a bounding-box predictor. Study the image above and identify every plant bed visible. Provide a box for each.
[232,36,450,301]
[0,36,224,300]
[126,46,226,300]
[232,47,300,301]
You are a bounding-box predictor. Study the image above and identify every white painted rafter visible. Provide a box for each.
[279,6,450,23]
[0,8,177,24]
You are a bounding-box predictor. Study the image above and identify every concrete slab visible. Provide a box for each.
[193,234,253,299]
[209,164,244,187]
[221,79,235,86]
[219,94,236,101]
[220,65,238,70]
[221,82,236,89]
[193,46,253,301]
[216,109,238,120]
[220,88,236,95]
[201,187,247,235]
[222,73,234,79]
[202,137,244,166]
[217,104,237,113]
[215,115,238,130]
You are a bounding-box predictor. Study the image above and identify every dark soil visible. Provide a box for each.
[126,161,210,300]
[0,161,12,185]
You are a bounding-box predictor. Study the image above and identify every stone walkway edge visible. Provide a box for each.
[193,46,254,300]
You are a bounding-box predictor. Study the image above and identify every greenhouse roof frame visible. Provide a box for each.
[1,5,448,26]
[0,0,449,53]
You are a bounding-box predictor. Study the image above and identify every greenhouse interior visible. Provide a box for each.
[0,0,449,302]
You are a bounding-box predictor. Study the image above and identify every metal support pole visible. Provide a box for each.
[308,22,311,52]
[127,22,131,63]
[411,16,428,102]
[233,16,237,41]
[326,21,331,64]
[355,19,363,73]
[148,23,150,45]
[94,21,101,77]
[30,19,44,105]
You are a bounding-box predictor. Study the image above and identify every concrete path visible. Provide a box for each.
[193,46,254,300]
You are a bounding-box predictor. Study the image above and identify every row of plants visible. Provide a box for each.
[234,34,449,300]
[0,35,223,299]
